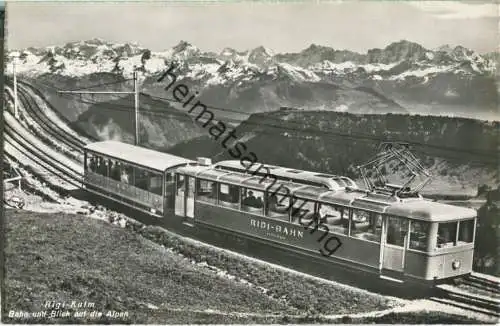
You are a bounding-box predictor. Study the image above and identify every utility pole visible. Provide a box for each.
[133,71,139,146]
[13,61,18,119]
[58,70,140,145]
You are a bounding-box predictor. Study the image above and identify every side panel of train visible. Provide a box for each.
[85,171,164,215]
[172,173,476,283]
[194,201,381,270]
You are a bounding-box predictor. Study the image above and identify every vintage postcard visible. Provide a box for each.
[1,0,499,324]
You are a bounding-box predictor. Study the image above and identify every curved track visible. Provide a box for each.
[4,133,81,190]
[13,82,87,150]
[16,79,98,143]
[3,87,84,190]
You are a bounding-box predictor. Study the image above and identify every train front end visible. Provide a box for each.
[386,200,477,283]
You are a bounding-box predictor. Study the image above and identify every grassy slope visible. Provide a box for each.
[3,210,294,323]
[3,209,489,324]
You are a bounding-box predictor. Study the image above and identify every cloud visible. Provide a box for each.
[408,1,498,19]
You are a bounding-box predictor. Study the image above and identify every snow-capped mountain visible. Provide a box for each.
[6,39,498,118]
[8,39,495,80]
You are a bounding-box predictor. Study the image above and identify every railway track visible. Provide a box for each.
[15,83,86,150]
[433,275,500,318]
[4,135,80,192]
[4,128,82,190]
[5,90,82,163]
[16,79,98,143]
[3,94,83,191]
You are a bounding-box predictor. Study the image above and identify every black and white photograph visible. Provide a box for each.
[1,0,499,324]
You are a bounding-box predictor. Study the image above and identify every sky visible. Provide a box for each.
[6,0,499,54]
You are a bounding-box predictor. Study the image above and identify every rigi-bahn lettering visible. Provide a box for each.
[250,218,304,239]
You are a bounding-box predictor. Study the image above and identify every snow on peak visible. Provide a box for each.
[172,40,199,56]
[273,63,321,82]
[247,46,275,66]
[220,47,237,56]
[251,45,274,57]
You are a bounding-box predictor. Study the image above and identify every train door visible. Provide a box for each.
[175,174,185,216]
[164,171,175,211]
[185,176,195,219]
[382,216,408,272]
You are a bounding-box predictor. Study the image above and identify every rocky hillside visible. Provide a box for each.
[168,110,499,195]
[7,39,498,119]
[73,93,206,149]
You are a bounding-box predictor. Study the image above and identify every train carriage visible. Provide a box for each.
[176,164,477,284]
[83,141,477,285]
[83,141,194,216]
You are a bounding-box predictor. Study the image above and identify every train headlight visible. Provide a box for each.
[452,260,461,270]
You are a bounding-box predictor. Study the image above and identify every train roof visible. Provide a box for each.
[85,141,194,172]
[215,160,357,190]
[177,164,477,222]
[385,200,477,222]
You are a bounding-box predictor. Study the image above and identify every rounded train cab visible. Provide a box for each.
[384,200,476,282]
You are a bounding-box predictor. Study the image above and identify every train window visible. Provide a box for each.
[350,209,382,242]
[112,163,131,184]
[149,173,163,195]
[387,216,408,247]
[265,192,291,220]
[409,221,429,251]
[166,172,174,183]
[164,172,176,209]
[96,156,107,176]
[196,179,217,204]
[107,160,113,178]
[87,154,97,173]
[437,222,458,248]
[104,158,111,177]
[176,174,185,194]
[109,161,119,181]
[187,177,195,199]
[219,183,240,208]
[290,198,316,224]
[319,203,348,235]
[134,168,149,190]
[458,219,474,244]
[241,188,264,214]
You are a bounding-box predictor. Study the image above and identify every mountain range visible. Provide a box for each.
[7,38,499,120]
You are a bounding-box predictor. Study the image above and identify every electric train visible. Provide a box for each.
[83,140,476,285]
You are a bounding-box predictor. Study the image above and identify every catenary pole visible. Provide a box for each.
[134,71,139,146]
[13,62,18,119]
